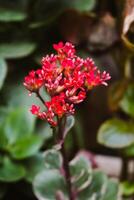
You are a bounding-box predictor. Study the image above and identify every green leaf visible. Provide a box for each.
[0,126,8,149]
[0,8,27,22]
[4,108,36,144]
[119,84,134,117]
[24,153,45,183]
[122,35,134,52]
[33,169,68,200]
[6,84,42,110]
[0,42,37,58]
[9,135,43,159]
[64,115,75,139]
[0,157,25,182]
[78,170,107,200]
[44,149,63,170]
[108,81,127,112]
[37,123,53,141]
[0,58,7,90]
[121,181,134,196]
[69,0,96,12]
[70,154,92,191]
[123,144,134,157]
[0,108,9,148]
[101,179,119,200]
[97,119,134,148]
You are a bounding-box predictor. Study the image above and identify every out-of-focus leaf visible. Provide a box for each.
[69,0,96,12]
[0,126,8,149]
[122,35,134,52]
[0,8,27,22]
[119,84,134,117]
[64,115,75,140]
[0,108,9,148]
[0,157,25,182]
[43,149,63,170]
[70,154,92,191]
[97,119,134,148]
[108,81,127,112]
[0,58,7,90]
[123,143,134,156]
[4,108,35,144]
[25,153,45,182]
[78,170,107,200]
[37,123,53,141]
[101,179,119,200]
[73,115,85,148]
[122,0,134,35]
[6,84,44,110]
[121,181,134,196]
[33,169,68,200]
[122,0,134,52]
[8,135,43,159]
[54,116,75,150]
[0,42,37,58]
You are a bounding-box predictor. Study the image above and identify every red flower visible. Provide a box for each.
[24,42,111,126]
[24,70,43,92]
[53,42,75,57]
[30,105,40,115]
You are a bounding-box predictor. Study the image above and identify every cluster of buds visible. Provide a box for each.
[24,42,111,126]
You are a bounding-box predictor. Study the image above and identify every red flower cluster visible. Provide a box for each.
[24,42,111,126]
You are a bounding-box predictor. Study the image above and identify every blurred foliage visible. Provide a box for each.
[33,150,120,200]
[0,0,134,199]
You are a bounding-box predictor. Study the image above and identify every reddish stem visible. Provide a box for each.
[36,91,45,105]
[58,118,74,200]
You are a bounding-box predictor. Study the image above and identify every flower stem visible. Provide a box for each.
[58,118,74,200]
[36,91,45,105]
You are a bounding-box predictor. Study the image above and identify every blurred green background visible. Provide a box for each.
[0,0,134,199]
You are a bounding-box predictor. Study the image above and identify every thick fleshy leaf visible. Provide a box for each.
[4,108,36,144]
[54,116,75,150]
[119,84,134,117]
[25,153,45,182]
[69,0,96,12]
[78,170,107,200]
[44,149,63,170]
[97,119,134,148]
[0,42,37,58]
[33,169,68,200]
[37,123,53,141]
[101,179,119,200]
[0,58,7,90]
[64,115,75,140]
[0,157,25,182]
[6,84,44,111]
[70,154,92,191]
[8,135,43,159]
[0,8,27,22]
